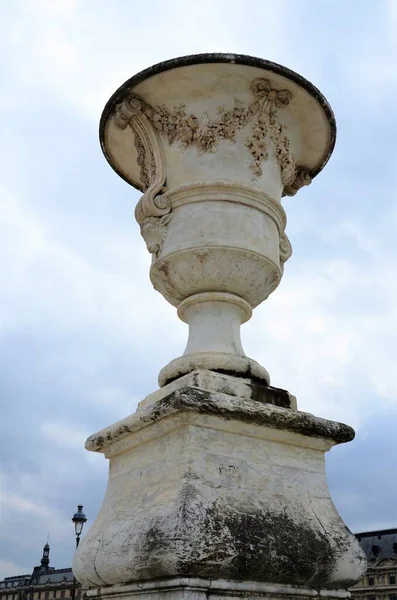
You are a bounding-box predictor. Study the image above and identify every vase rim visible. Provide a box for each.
[99,52,336,190]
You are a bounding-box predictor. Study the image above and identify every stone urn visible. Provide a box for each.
[72,55,366,598]
[100,53,335,387]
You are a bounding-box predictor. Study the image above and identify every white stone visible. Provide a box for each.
[99,54,335,385]
[85,577,353,600]
[73,387,365,588]
[73,54,365,597]
[137,369,297,413]
[159,292,270,386]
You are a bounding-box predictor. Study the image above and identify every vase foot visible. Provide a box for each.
[158,352,270,387]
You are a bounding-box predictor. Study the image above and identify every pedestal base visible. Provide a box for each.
[138,369,296,412]
[73,375,365,589]
[87,578,352,600]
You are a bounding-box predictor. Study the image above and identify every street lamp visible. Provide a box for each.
[72,505,87,549]
[71,505,87,600]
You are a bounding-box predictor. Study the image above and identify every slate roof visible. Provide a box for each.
[35,570,74,584]
[355,528,397,562]
[0,542,76,590]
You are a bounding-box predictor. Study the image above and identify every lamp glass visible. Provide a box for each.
[74,521,84,536]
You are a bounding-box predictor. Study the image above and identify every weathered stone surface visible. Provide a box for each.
[137,369,297,413]
[99,53,336,386]
[73,54,365,598]
[86,387,354,454]
[74,387,365,588]
[86,578,353,600]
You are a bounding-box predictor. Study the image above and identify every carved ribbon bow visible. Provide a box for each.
[251,78,292,121]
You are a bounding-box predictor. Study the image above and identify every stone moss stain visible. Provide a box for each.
[137,487,361,588]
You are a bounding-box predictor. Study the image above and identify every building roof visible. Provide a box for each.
[35,570,74,585]
[355,528,397,562]
[0,543,75,590]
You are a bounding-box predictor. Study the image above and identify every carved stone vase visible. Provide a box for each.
[99,53,334,387]
[73,55,366,600]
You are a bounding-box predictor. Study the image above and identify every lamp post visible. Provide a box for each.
[72,505,87,549]
[71,506,86,600]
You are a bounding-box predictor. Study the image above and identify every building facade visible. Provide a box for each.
[2,530,395,600]
[350,529,397,600]
[0,544,81,600]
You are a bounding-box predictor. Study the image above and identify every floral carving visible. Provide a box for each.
[270,117,295,185]
[126,97,254,154]
[245,123,269,177]
[114,77,294,185]
[133,132,150,189]
[246,78,294,182]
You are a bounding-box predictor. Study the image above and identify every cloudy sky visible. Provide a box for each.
[1,0,397,581]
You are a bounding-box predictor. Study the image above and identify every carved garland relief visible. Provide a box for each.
[114,78,297,184]
[113,77,311,255]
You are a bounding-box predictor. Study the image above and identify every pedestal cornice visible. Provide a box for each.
[85,387,355,456]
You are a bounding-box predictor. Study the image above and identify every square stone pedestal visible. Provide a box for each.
[73,371,365,593]
[86,577,353,600]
